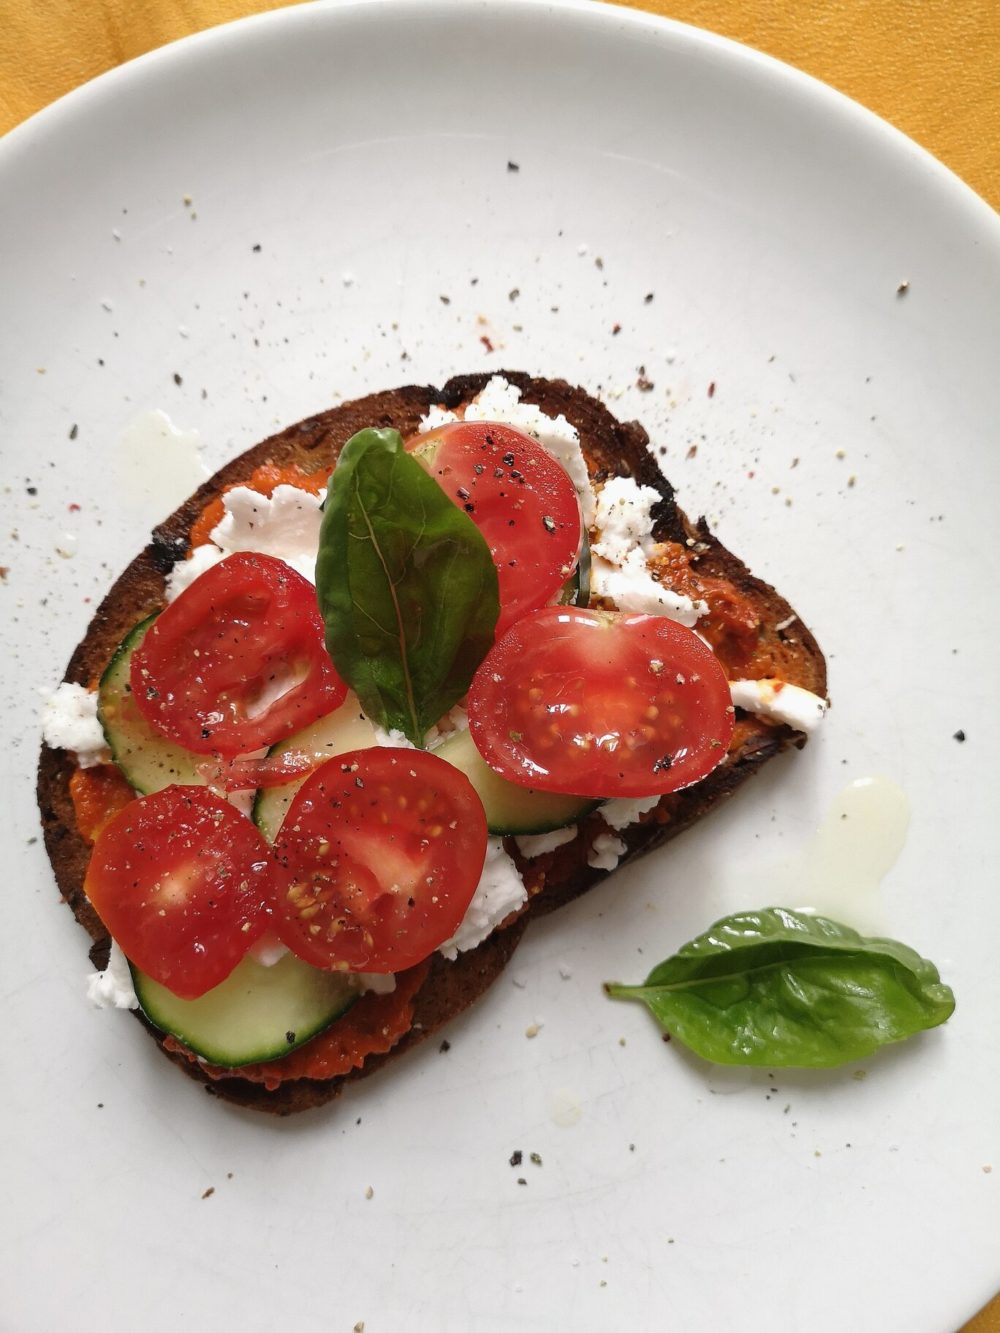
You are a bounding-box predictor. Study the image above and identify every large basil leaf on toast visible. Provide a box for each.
[316,428,499,746]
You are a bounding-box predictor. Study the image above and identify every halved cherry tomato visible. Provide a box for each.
[130,552,346,757]
[271,748,487,973]
[408,421,582,637]
[84,785,273,999]
[467,607,735,798]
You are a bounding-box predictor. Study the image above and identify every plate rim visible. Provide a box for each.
[1,0,998,246]
[3,6,999,1330]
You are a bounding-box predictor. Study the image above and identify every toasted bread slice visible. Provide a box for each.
[37,373,827,1114]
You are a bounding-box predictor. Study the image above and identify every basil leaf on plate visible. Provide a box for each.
[606,907,955,1068]
[316,427,499,747]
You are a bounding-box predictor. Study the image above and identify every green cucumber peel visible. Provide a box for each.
[316,428,500,748]
[606,906,955,1068]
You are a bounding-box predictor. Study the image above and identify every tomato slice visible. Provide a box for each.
[130,552,346,757]
[467,607,735,798]
[409,421,582,637]
[84,786,273,999]
[271,748,488,973]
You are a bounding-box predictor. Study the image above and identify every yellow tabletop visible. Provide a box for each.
[1,0,997,1327]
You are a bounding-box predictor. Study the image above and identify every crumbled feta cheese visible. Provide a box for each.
[214,484,323,579]
[372,725,416,749]
[165,484,324,601]
[729,678,828,733]
[86,941,139,1010]
[588,475,706,625]
[248,933,289,967]
[375,704,470,751]
[600,792,662,831]
[438,837,527,959]
[418,375,595,527]
[592,476,661,564]
[42,682,109,767]
[587,831,627,872]
[515,825,578,859]
[426,704,470,748]
[590,552,705,625]
[165,542,224,601]
[356,972,397,996]
[420,404,458,431]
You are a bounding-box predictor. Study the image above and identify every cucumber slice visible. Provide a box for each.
[253,693,378,842]
[131,951,358,1067]
[576,527,592,605]
[557,527,591,606]
[98,615,205,794]
[431,726,598,835]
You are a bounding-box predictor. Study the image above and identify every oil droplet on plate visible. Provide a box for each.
[758,776,910,936]
[111,410,208,531]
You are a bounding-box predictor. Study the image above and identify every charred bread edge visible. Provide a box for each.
[37,372,828,1115]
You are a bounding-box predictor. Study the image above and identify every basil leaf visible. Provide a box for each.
[606,907,955,1068]
[316,427,499,746]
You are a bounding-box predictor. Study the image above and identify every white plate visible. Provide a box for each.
[3,2,998,1329]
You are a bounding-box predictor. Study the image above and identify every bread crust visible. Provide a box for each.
[37,373,827,1114]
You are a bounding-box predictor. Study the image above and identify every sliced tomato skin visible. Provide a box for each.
[409,421,582,637]
[130,552,346,758]
[467,607,735,799]
[271,748,488,974]
[197,750,319,793]
[84,786,273,999]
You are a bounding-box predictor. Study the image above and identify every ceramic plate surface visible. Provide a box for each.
[2,2,998,1329]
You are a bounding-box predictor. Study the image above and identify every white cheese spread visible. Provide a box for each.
[42,682,109,768]
[248,933,289,967]
[515,825,579,859]
[591,475,661,564]
[86,940,139,1010]
[600,792,662,830]
[438,836,528,960]
[372,725,416,749]
[165,541,224,601]
[166,484,324,602]
[589,475,706,626]
[729,678,828,734]
[211,484,323,582]
[589,552,704,626]
[515,793,662,861]
[587,831,627,872]
[356,971,398,996]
